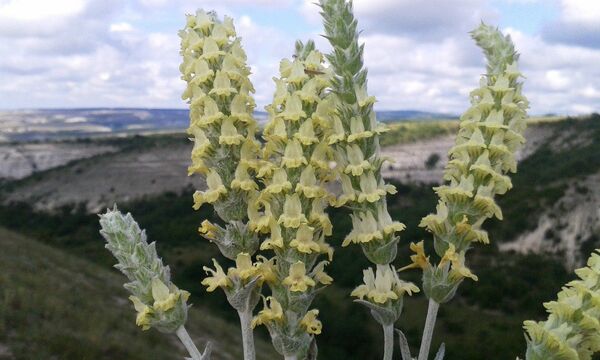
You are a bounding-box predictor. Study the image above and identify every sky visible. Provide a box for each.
[0,0,599,115]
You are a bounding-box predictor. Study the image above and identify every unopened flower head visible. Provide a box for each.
[524,250,600,360]
[100,207,190,333]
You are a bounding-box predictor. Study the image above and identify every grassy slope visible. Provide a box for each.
[0,227,277,360]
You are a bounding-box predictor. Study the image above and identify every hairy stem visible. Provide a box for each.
[383,323,394,360]
[284,355,298,360]
[176,326,207,360]
[418,300,440,360]
[238,309,256,360]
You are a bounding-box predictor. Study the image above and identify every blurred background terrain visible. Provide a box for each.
[1,110,598,359]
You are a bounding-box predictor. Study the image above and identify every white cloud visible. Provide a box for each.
[0,0,599,116]
[507,28,600,114]
[561,0,600,24]
[542,0,600,48]
[0,0,85,20]
[110,22,134,32]
[302,0,499,39]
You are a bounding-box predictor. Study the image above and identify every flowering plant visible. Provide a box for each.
[97,2,600,360]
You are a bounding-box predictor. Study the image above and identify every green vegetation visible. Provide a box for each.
[0,189,572,359]
[0,227,277,360]
[487,114,600,245]
[379,120,458,147]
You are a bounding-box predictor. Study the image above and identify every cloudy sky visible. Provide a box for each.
[1,0,599,115]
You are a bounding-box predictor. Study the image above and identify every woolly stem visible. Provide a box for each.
[176,325,208,360]
[418,300,440,360]
[238,309,256,360]
[383,323,394,360]
[284,355,298,360]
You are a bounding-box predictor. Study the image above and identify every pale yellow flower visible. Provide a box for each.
[231,164,257,191]
[289,224,321,254]
[442,244,478,281]
[327,116,346,144]
[294,120,319,145]
[198,219,218,240]
[347,116,373,142]
[278,194,308,228]
[400,241,431,271]
[312,261,333,285]
[310,143,331,170]
[283,261,316,292]
[200,37,225,62]
[357,172,386,203]
[316,235,334,261]
[192,170,227,209]
[343,212,383,246]
[190,59,214,85]
[489,74,512,93]
[304,50,323,71]
[279,58,293,78]
[210,71,237,97]
[264,116,287,142]
[287,60,309,84]
[301,309,322,335]
[189,126,211,161]
[252,200,274,233]
[376,202,406,235]
[351,265,398,304]
[256,158,276,177]
[309,199,333,236]
[265,168,293,194]
[279,94,307,122]
[434,175,475,205]
[272,78,288,107]
[193,9,213,31]
[281,139,308,169]
[151,277,180,312]
[295,165,326,199]
[419,201,449,235]
[260,220,284,250]
[198,96,225,125]
[202,259,232,292]
[229,94,254,123]
[210,24,229,46]
[354,84,376,108]
[296,79,320,104]
[222,15,236,36]
[352,265,417,304]
[311,96,336,128]
[228,253,258,281]
[129,296,153,330]
[256,255,277,284]
[239,138,260,169]
[218,118,245,145]
[334,173,357,207]
[252,296,284,328]
[344,144,371,176]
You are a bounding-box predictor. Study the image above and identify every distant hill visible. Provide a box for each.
[0,108,455,143]
[376,110,457,122]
